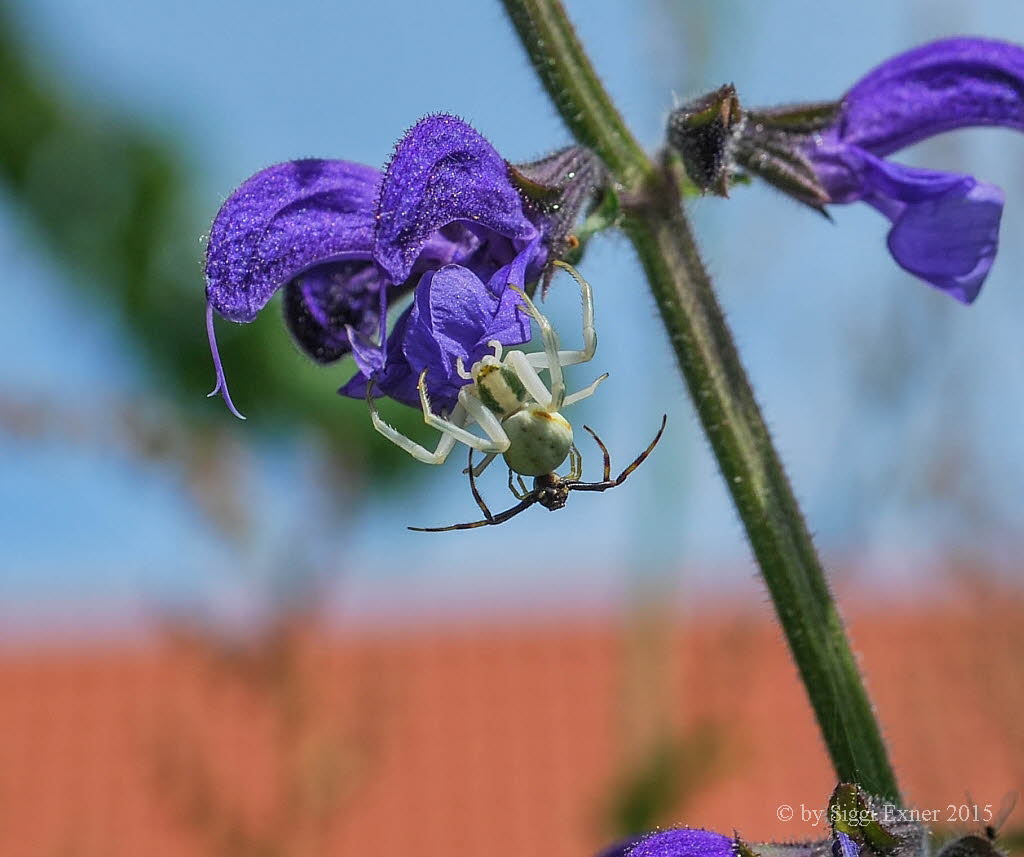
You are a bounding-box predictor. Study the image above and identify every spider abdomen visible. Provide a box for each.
[501,407,573,476]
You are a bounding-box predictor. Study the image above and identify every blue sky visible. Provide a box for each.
[3,0,1024,634]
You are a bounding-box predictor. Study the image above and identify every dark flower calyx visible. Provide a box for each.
[733,101,840,213]
[508,145,608,261]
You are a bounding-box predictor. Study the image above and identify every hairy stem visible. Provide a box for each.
[500,0,900,801]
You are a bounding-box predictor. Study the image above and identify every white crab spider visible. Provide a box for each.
[366,260,608,478]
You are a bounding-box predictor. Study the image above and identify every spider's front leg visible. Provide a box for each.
[507,340,607,413]
[509,285,566,408]
[366,381,462,465]
[526,261,597,370]
[418,370,511,455]
[465,453,498,479]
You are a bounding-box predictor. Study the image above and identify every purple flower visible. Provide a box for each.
[204,114,547,417]
[624,830,736,857]
[805,38,1024,303]
[597,827,861,857]
[832,833,859,857]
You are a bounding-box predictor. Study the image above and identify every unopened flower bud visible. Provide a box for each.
[666,84,742,196]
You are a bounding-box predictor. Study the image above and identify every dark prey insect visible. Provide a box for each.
[937,791,1018,857]
[409,416,667,532]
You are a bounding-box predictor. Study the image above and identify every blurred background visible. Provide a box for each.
[1,0,1023,855]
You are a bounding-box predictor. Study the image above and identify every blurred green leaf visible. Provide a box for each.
[604,725,722,837]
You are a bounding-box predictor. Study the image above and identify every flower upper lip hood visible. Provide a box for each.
[204,159,382,325]
[203,114,547,417]
[831,37,1024,156]
[804,37,1024,304]
[371,114,540,285]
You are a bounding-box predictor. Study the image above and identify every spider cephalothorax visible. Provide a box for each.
[367,261,665,527]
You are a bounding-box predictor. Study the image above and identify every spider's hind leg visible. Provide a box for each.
[582,425,612,482]
[613,415,668,485]
[507,467,530,500]
[561,373,608,409]
[463,452,498,478]
[467,449,495,523]
[568,443,583,480]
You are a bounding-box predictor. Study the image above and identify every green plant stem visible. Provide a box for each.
[500,0,900,802]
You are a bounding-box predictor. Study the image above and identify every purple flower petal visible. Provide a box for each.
[798,38,1023,302]
[206,159,381,323]
[339,240,537,412]
[401,262,533,409]
[881,173,1002,305]
[837,38,1024,156]
[347,324,387,380]
[482,235,538,343]
[335,372,369,401]
[373,114,538,283]
[283,260,386,363]
[338,308,419,408]
[816,144,1002,302]
[407,266,494,373]
[628,829,736,857]
[832,833,859,857]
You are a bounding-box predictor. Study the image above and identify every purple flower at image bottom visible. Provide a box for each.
[596,826,863,857]
[626,830,736,857]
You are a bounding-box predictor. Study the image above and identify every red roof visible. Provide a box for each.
[0,581,1020,856]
